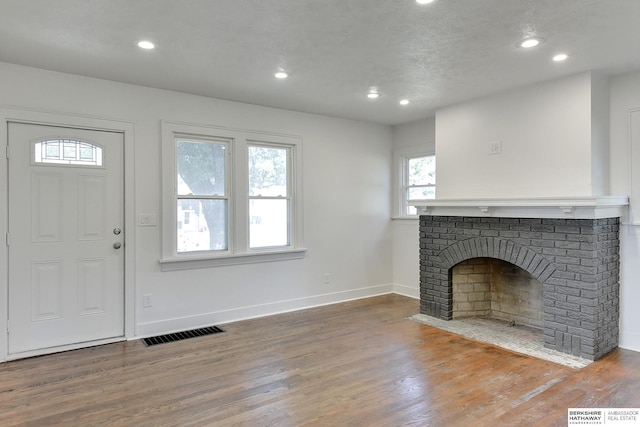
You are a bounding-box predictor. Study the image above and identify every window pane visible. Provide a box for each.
[248,146,287,196]
[79,143,94,160]
[34,139,102,166]
[177,140,226,196]
[63,142,77,159]
[408,156,435,186]
[45,142,60,158]
[177,199,227,253]
[249,199,289,248]
[408,186,435,200]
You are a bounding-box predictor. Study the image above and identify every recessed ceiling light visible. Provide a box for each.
[367,92,380,99]
[416,0,435,4]
[400,99,410,105]
[137,40,155,50]
[553,53,569,62]
[275,71,288,79]
[517,37,543,48]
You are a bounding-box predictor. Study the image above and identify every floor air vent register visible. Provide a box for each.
[142,326,224,347]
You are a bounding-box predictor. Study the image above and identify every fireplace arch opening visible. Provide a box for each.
[452,258,543,330]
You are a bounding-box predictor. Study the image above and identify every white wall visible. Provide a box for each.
[591,73,610,196]
[391,118,435,298]
[610,70,640,352]
[392,117,436,152]
[435,72,601,199]
[0,62,394,343]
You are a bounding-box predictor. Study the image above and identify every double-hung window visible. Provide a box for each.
[248,143,291,248]
[394,151,436,217]
[176,136,229,253]
[405,154,436,215]
[161,121,305,269]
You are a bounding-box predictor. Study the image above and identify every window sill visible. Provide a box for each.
[159,248,308,271]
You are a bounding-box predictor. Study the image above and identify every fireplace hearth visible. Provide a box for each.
[413,197,628,361]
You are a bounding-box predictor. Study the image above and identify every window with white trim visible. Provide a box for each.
[248,143,291,248]
[395,151,436,217]
[161,122,305,269]
[176,136,229,253]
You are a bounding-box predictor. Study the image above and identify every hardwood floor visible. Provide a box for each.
[1,294,639,426]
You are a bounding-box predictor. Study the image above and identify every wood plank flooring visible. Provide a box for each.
[0,294,639,426]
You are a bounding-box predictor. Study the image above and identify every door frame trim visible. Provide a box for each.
[0,107,136,361]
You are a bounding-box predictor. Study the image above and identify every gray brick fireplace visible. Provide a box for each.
[414,198,628,361]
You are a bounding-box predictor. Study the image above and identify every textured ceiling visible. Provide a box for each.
[1,0,640,125]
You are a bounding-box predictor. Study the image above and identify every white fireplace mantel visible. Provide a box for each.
[411,196,629,219]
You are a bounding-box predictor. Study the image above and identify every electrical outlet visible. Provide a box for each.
[143,294,152,308]
[323,273,331,284]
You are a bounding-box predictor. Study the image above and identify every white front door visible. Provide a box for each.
[7,122,125,356]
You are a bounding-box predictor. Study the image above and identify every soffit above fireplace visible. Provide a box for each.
[411,196,629,219]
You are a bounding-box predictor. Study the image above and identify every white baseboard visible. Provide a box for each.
[392,283,419,299]
[620,330,640,353]
[135,284,395,338]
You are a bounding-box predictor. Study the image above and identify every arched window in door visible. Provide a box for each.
[33,138,103,166]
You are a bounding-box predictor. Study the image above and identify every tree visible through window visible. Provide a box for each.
[176,138,228,253]
[405,155,435,215]
[161,121,305,266]
[248,144,290,248]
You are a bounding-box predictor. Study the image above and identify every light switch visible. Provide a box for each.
[138,213,157,226]
[488,140,502,155]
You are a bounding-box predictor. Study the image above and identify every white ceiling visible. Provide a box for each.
[1,0,640,125]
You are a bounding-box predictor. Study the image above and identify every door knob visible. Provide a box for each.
[113,228,121,235]
[113,242,122,249]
